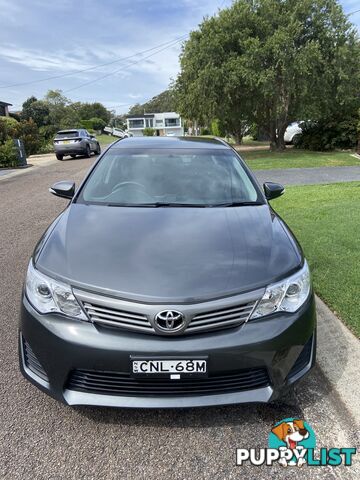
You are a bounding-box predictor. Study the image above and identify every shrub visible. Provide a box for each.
[0,117,47,156]
[14,119,41,156]
[143,128,155,136]
[0,140,18,167]
[210,119,225,137]
[0,116,18,143]
[81,117,106,131]
[90,117,106,131]
[296,117,358,151]
[200,127,211,135]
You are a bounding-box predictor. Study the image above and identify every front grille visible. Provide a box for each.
[66,367,270,396]
[81,298,257,336]
[83,302,152,333]
[22,337,49,382]
[288,336,313,379]
[188,302,256,333]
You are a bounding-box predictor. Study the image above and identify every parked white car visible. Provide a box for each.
[284,122,303,144]
[104,126,132,138]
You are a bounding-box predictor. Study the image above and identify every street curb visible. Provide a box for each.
[315,295,360,427]
[0,157,56,181]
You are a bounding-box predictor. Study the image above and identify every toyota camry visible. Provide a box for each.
[19,137,316,408]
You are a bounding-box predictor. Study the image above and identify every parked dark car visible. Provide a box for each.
[20,137,316,408]
[53,129,101,160]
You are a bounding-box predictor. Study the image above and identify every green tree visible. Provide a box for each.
[128,90,176,115]
[128,103,144,116]
[109,114,127,129]
[42,90,80,133]
[22,97,50,127]
[174,0,360,149]
[75,102,111,123]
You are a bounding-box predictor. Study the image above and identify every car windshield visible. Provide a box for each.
[77,148,262,207]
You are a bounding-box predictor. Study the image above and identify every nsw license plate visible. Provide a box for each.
[62,140,70,144]
[131,357,207,378]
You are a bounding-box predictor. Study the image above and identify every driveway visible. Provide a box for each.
[0,158,359,479]
[254,165,360,186]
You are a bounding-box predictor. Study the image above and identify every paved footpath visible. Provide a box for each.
[254,165,360,186]
[0,156,359,479]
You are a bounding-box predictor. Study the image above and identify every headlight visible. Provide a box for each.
[25,260,87,320]
[250,261,311,319]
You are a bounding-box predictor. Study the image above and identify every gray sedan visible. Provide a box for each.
[20,136,316,408]
[53,129,101,160]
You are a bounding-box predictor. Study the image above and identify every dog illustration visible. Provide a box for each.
[271,419,309,467]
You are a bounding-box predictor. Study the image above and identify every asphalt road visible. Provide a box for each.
[0,156,359,479]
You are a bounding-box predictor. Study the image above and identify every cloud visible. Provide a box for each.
[1,0,357,115]
[0,45,93,72]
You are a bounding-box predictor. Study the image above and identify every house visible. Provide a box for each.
[0,101,12,117]
[127,112,184,137]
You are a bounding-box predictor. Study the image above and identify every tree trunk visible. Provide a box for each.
[269,122,287,151]
[269,120,278,151]
[233,132,243,145]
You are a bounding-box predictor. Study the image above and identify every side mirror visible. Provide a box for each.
[90,135,95,139]
[49,181,75,199]
[263,182,285,200]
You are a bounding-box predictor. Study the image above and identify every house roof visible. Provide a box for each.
[0,101,12,107]
[127,113,155,119]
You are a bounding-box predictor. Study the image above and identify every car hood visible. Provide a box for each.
[36,204,301,303]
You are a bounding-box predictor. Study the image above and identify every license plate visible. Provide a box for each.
[62,140,70,144]
[131,357,207,378]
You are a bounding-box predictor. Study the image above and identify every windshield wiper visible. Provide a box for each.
[106,201,263,208]
[210,201,264,207]
[150,202,207,207]
[106,202,207,207]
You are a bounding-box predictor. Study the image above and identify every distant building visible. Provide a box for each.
[127,112,184,137]
[0,101,12,117]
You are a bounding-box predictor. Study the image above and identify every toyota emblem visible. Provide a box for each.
[154,310,185,333]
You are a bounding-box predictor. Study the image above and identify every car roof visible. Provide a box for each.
[56,129,81,133]
[109,136,230,150]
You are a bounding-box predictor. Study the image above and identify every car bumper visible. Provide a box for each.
[19,294,316,408]
[54,143,86,155]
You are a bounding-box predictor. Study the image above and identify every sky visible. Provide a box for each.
[0,0,359,115]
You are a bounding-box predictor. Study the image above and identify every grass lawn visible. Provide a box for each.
[96,134,119,147]
[271,181,360,336]
[241,148,359,170]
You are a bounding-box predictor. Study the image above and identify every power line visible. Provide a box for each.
[0,34,188,90]
[348,8,360,16]
[63,36,186,94]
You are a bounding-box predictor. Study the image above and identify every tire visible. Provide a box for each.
[70,154,76,159]
[292,134,302,146]
[85,144,91,158]
[56,153,64,161]
[95,143,101,155]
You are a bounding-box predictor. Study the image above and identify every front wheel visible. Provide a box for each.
[56,153,63,161]
[95,143,101,155]
[70,154,76,159]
